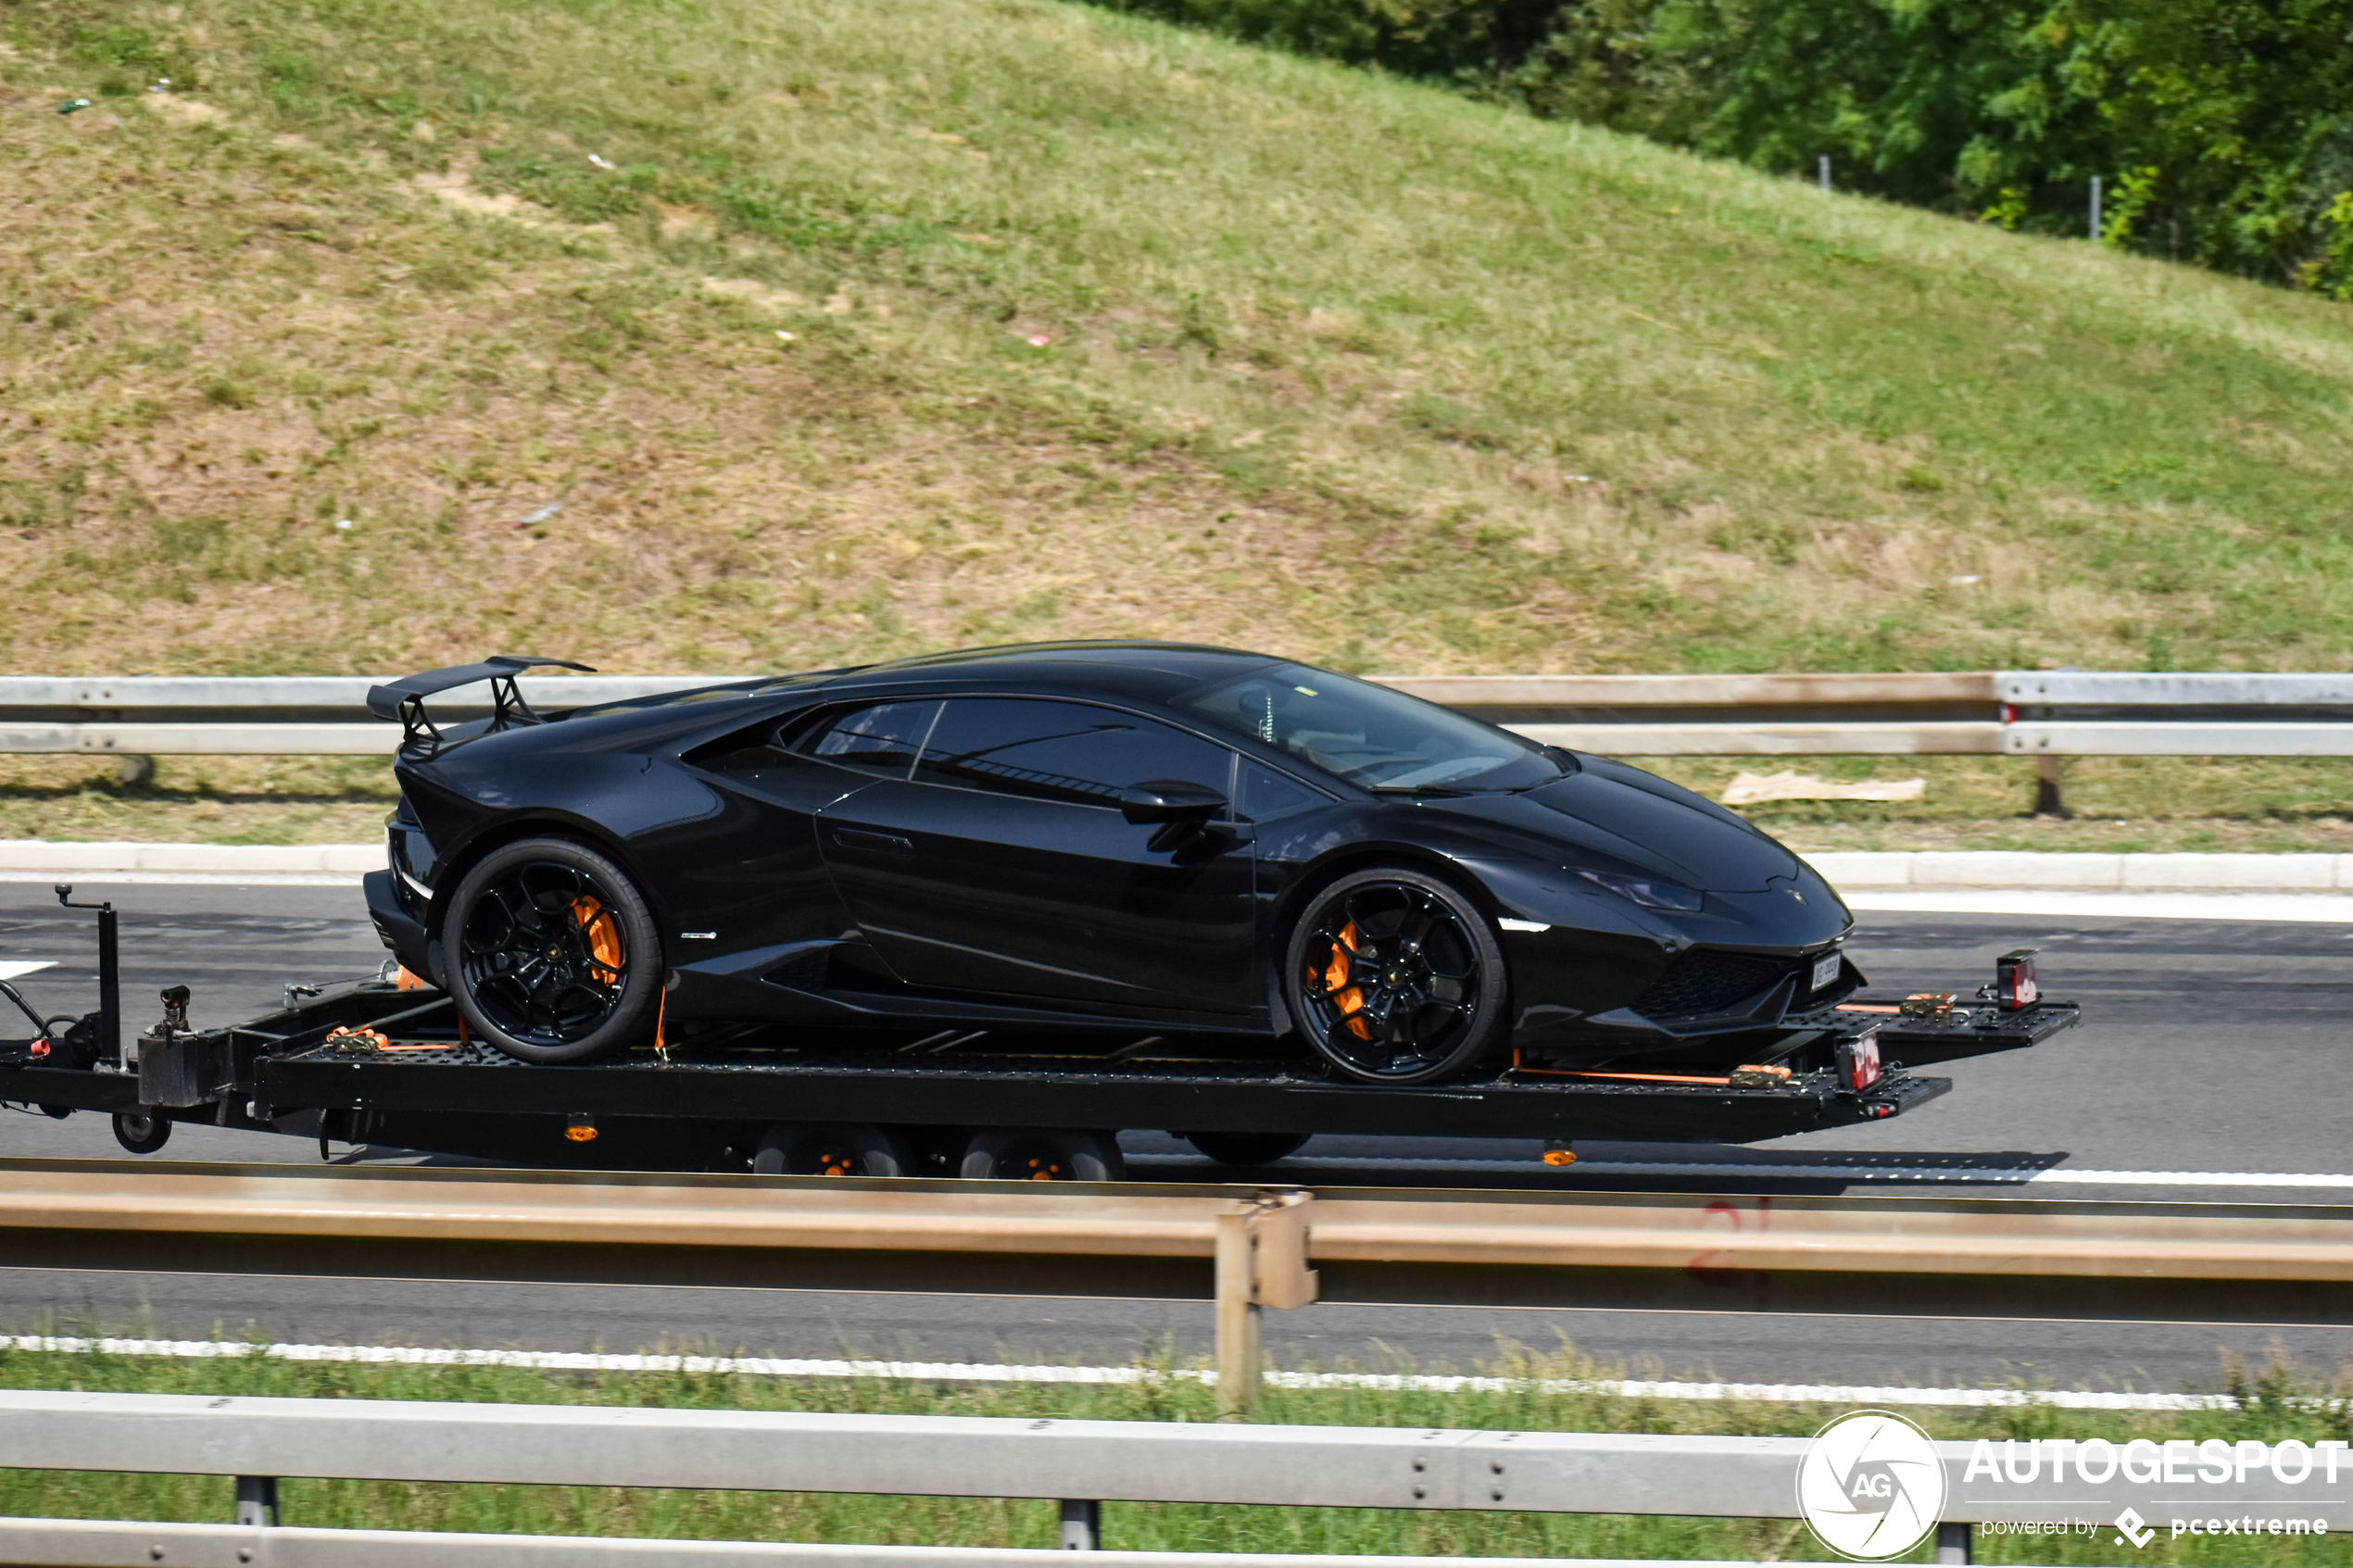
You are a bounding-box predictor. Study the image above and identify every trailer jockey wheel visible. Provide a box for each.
[112,1110,171,1155]
[751,1123,912,1177]
[960,1127,1125,1183]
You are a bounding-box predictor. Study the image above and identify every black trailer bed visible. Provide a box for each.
[0,957,2079,1169]
[260,1034,1953,1145]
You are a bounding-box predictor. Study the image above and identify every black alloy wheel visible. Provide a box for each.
[959,1127,1126,1182]
[447,837,661,1064]
[752,1123,912,1178]
[1283,868,1506,1085]
[1182,1131,1311,1166]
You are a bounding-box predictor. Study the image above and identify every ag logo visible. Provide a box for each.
[1796,1410,1949,1561]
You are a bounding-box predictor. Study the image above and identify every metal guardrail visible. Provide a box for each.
[0,1527,1843,1568]
[0,1388,2340,1564]
[9,671,2353,758]
[5,1159,2349,1419]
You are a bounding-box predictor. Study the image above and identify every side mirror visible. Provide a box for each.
[1120,779,1228,825]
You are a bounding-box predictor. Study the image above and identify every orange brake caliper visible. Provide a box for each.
[570,895,623,982]
[1324,921,1372,1039]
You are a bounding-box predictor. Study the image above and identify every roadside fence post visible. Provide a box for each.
[1818,155,1831,193]
[2090,175,2103,241]
[235,1474,278,1528]
[1058,1499,1100,1549]
[1936,1521,1972,1564]
[1214,1191,1318,1422]
[2032,754,2069,819]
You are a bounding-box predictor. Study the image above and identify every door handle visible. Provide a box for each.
[830,826,913,852]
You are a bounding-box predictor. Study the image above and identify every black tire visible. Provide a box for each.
[444,837,661,1065]
[112,1110,171,1155]
[1183,1131,1310,1166]
[960,1127,1125,1182]
[1282,867,1507,1085]
[752,1123,912,1178]
[37,1104,71,1122]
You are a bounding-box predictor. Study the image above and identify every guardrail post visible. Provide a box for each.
[1058,1498,1100,1549]
[1214,1191,1317,1423]
[2032,755,2069,818]
[235,1474,278,1527]
[1936,1521,1971,1564]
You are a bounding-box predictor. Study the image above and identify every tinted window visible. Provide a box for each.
[797,700,941,778]
[913,698,1236,808]
[1239,761,1327,822]
[1176,662,1565,794]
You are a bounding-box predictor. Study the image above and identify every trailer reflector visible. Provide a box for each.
[1836,1031,1883,1092]
[1996,948,2039,1010]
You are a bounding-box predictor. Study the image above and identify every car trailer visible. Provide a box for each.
[0,887,2080,1178]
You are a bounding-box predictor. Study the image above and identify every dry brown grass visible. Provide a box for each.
[0,83,1390,678]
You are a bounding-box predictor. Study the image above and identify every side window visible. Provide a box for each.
[1238,760,1327,822]
[794,699,941,779]
[913,698,1237,808]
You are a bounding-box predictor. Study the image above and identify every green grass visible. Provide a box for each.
[0,757,394,845]
[8,0,2353,682]
[2,1342,2347,1562]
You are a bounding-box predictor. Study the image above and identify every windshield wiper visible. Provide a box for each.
[1367,784,1478,797]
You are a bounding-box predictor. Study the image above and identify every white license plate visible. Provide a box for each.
[1811,952,1843,992]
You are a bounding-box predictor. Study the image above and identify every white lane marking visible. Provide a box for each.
[1845,890,2353,922]
[0,872,363,886]
[0,1336,2248,1411]
[1126,1154,2353,1187]
[0,961,53,982]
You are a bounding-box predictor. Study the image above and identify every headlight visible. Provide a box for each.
[1576,868,1705,911]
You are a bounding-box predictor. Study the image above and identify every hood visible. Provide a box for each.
[1429,762,1799,893]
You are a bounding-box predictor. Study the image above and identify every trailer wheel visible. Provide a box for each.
[752,1123,912,1178]
[112,1110,170,1155]
[1182,1131,1309,1167]
[960,1128,1125,1182]
[1282,867,1506,1085]
[445,837,661,1065]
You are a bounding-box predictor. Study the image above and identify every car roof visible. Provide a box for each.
[817,641,1285,703]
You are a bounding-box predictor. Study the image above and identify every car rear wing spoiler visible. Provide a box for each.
[367,656,596,757]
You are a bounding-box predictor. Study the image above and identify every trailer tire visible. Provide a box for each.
[112,1110,170,1155]
[1283,866,1506,1085]
[752,1122,912,1177]
[960,1127,1125,1182]
[444,837,661,1065]
[1181,1131,1309,1166]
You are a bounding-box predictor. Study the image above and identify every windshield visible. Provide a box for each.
[1176,662,1566,793]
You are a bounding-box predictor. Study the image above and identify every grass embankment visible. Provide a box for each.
[3,1345,2347,1562]
[10,0,2353,684]
[9,0,2353,846]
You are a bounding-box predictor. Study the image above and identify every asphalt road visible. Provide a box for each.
[0,880,2347,1393]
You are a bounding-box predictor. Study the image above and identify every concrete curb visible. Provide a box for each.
[0,841,380,875]
[0,843,2347,895]
[1806,850,2351,891]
